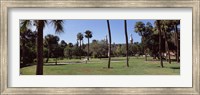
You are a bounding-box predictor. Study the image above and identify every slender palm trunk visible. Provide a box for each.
[175,25,179,63]
[164,29,171,64]
[157,21,164,68]
[87,38,90,60]
[107,20,112,68]
[124,20,129,67]
[36,22,44,75]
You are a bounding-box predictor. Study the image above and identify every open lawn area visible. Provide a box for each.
[20,57,180,75]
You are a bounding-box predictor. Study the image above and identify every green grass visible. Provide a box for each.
[20,57,180,75]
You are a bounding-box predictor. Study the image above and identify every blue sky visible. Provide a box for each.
[42,20,155,44]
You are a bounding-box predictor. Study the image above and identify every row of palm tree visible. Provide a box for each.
[20,20,180,74]
[76,30,93,60]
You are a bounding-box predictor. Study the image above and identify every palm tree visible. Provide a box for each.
[156,20,164,68]
[172,20,180,63]
[77,32,84,59]
[107,20,112,68]
[124,20,129,67]
[44,34,60,63]
[84,30,93,60]
[35,20,64,75]
[161,20,171,64]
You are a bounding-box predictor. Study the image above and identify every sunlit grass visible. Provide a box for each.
[20,57,180,75]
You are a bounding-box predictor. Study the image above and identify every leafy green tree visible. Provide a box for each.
[84,30,93,60]
[20,20,32,66]
[134,21,153,61]
[60,40,67,58]
[20,28,37,67]
[60,40,67,47]
[52,45,63,65]
[44,34,60,63]
[64,43,73,59]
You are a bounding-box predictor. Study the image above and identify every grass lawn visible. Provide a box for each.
[20,57,180,75]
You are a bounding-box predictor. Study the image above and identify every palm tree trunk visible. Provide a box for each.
[87,38,89,60]
[175,25,179,63]
[124,20,129,67]
[36,22,44,75]
[107,20,112,68]
[157,21,164,68]
[164,29,171,64]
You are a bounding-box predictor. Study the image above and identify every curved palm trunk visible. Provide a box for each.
[87,38,90,60]
[157,21,164,68]
[36,22,44,75]
[124,20,129,67]
[107,20,112,68]
[175,25,179,63]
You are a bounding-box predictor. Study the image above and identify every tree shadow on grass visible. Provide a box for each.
[170,67,180,69]
[44,64,67,66]
[156,66,180,69]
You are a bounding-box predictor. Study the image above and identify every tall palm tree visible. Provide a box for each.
[124,20,129,67]
[34,20,64,75]
[107,20,112,68]
[172,20,180,63]
[161,20,171,64]
[84,30,93,60]
[156,20,164,68]
[77,32,84,59]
